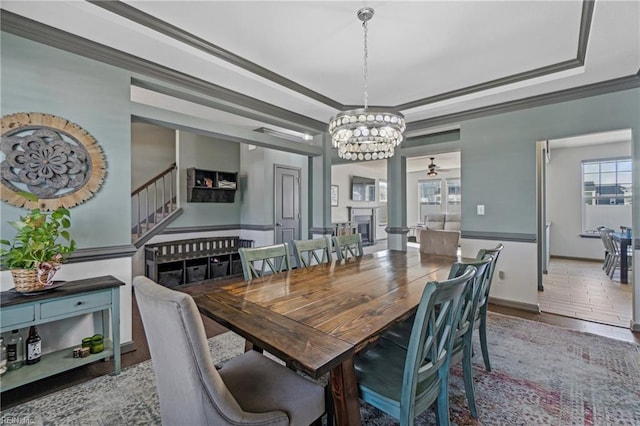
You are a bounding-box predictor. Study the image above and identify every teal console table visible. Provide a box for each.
[0,275,124,392]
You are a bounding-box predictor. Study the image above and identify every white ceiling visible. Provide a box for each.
[2,1,639,135]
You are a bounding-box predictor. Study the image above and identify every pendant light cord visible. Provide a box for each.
[363,20,368,110]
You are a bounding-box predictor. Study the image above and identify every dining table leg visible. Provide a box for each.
[330,358,361,426]
[620,239,629,284]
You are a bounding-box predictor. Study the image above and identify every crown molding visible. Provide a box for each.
[0,9,327,133]
[89,0,343,111]
[2,3,634,137]
[397,0,594,111]
[406,73,640,132]
[131,78,323,134]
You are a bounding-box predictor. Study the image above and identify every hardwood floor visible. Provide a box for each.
[540,257,633,328]
[1,260,638,411]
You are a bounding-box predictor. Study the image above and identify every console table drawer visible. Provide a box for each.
[0,305,35,329]
[41,291,111,319]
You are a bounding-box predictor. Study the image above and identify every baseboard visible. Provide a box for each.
[489,297,541,313]
[631,321,640,332]
[550,255,602,263]
[121,340,136,354]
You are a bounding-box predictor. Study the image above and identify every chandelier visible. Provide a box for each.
[329,7,405,161]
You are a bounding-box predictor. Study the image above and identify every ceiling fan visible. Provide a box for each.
[427,157,438,176]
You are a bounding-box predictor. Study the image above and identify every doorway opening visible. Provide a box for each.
[536,129,634,328]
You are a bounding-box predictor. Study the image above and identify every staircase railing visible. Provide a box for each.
[132,163,178,241]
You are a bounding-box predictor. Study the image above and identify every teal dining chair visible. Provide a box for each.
[332,233,364,260]
[238,243,291,281]
[475,243,504,372]
[381,256,493,418]
[354,266,476,426]
[291,237,332,267]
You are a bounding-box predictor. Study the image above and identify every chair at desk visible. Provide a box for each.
[238,243,291,281]
[332,233,364,260]
[598,227,614,274]
[292,237,332,267]
[133,276,325,426]
[354,266,476,426]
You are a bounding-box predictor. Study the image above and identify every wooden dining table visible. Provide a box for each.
[192,249,455,426]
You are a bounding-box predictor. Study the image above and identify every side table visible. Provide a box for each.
[0,276,124,392]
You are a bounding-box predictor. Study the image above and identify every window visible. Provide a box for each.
[582,158,632,231]
[379,180,388,224]
[446,178,461,206]
[418,180,441,205]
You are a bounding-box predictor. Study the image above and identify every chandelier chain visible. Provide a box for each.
[328,7,405,161]
[363,20,368,110]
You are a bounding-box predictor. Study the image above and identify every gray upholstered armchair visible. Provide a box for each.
[419,229,460,256]
[133,276,325,426]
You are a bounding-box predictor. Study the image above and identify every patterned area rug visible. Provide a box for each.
[2,313,639,425]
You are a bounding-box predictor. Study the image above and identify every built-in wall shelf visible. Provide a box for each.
[186,168,238,203]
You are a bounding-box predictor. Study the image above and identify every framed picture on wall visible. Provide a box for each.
[331,185,339,207]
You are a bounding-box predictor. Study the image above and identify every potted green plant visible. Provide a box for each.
[1,193,76,292]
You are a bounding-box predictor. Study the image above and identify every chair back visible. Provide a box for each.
[332,233,364,260]
[447,257,493,358]
[292,237,332,267]
[132,276,266,425]
[400,266,477,421]
[238,243,291,281]
[419,229,460,256]
[474,243,504,313]
[604,230,621,256]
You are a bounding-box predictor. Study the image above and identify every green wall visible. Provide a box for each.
[0,33,132,248]
[170,131,242,227]
[460,88,639,234]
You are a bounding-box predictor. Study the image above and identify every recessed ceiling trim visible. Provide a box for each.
[406,73,640,132]
[397,59,582,111]
[131,78,321,135]
[0,9,327,133]
[397,0,594,112]
[576,0,595,64]
[88,0,594,115]
[88,0,344,111]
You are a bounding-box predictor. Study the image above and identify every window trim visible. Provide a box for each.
[581,156,632,233]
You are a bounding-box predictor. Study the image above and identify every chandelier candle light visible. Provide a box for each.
[329,7,405,161]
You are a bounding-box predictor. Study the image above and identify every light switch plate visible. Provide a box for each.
[477,205,485,215]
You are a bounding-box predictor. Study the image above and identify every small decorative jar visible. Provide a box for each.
[82,337,92,349]
[90,334,104,354]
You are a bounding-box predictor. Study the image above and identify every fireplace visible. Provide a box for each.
[348,207,376,246]
[354,215,372,244]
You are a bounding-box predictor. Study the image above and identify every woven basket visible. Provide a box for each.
[11,263,59,293]
[11,269,45,293]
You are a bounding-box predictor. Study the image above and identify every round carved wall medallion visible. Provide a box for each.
[1,112,107,210]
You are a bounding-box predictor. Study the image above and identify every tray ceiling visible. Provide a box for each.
[1,1,639,135]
